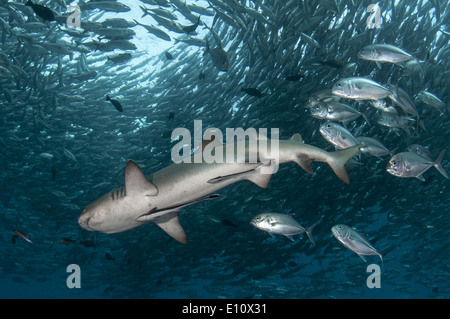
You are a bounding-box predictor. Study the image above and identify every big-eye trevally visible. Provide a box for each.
[331,224,383,263]
[387,150,448,181]
[332,77,393,101]
[250,213,317,244]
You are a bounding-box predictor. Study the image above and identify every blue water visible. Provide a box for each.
[1,0,449,299]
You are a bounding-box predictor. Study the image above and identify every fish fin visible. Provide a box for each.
[434,149,448,179]
[327,145,362,184]
[153,211,187,244]
[203,38,210,56]
[290,133,303,143]
[416,174,425,182]
[376,62,382,69]
[305,222,319,245]
[290,134,315,174]
[357,254,367,262]
[293,156,314,175]
[286,235,295,241]
[246,171,272,189]
[268,232,275,238]
[125,161,158,196]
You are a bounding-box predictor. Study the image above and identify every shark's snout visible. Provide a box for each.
[78,208,93,231]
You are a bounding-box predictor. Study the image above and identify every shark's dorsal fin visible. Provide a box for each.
[290,133,303,143]
[153,211,187,244]
[125,161,158,196]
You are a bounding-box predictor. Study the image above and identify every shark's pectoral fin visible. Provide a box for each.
[153,211,187,244]
[125,161,158,196]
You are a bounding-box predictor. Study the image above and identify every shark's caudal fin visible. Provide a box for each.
[153,211,187,244]
[327,145,361,184]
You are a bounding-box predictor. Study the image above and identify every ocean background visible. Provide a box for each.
[0,0,449,299]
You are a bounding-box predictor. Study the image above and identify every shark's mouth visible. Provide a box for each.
[78,211,94,231]
[136,194,219,222]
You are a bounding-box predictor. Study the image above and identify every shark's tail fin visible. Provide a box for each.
[327,145,362,184]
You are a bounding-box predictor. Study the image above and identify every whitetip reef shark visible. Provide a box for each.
[78,134,361,244]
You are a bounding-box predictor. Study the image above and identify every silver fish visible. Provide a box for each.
[416,91,446,114]
[358,44,415,65]
[356,136,391,158]
[250,213,317,244]
[331,224,383,263]
[387,150,448,181]
[332,77,392,100]
[310,101,367,125]
[320,122,359,149]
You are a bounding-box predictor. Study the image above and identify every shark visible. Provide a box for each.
[78,134,361,244]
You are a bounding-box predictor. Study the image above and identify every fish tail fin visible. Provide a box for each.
[327,145,361,184]
[305,222,318,245]
[434,149,448,179]
[139,6,149,18]
[203,38,210,56]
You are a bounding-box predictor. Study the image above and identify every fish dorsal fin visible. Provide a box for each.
[153,211,187,244]
[290,133,303,143]
[125,161,158,196]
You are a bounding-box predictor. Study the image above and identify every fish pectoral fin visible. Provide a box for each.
[153,211,187,244]
[125,161,158,196]
[357,253,367,262]
[285,235,296,241]
[416,174,425,181]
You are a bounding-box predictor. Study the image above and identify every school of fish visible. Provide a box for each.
[0,0,449,298]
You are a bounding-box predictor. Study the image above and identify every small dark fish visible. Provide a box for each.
[182,16,201,34]
[12,235,18,245]
[105,252,115,261]
[241,87,263,97]
[57,238,75,244]
[51,164,57,181]
[318,59,344,69]
[199,72,206,80]
[221,219,237,228]
[107,53,132,64]
[13,230,33,243]
[286,74,303,81]
[165,51,174,60]
[106,95,123,112]
[79,240,96,248]
[25,0,55,22]
[204,39,229,71]
[168,111,175,120]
